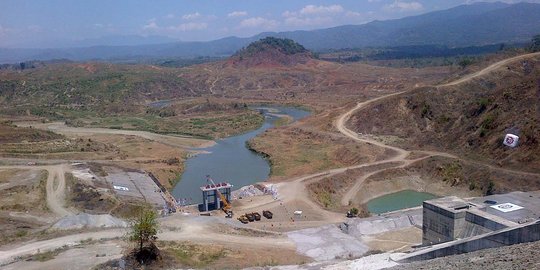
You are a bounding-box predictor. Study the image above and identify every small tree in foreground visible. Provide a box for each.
[128,208,159,264]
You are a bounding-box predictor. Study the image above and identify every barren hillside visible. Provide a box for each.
[348,53,540,172]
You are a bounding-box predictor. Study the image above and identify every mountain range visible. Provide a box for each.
[1,2,540,63]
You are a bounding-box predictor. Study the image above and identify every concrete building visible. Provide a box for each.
[400,191,540,262]
[423,191,540,245]
[200,182,232,212]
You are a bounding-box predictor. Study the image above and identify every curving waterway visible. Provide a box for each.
[172,107,310,204]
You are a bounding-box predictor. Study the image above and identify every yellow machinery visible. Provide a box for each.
[206,175,233,217]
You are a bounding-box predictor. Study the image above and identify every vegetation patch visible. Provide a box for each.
[236,37,309,57]
[67,107,264,140]
[160,242,227,268]
[0,122,63,143]
[26,248,66,262]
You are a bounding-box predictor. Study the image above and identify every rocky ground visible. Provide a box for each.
[389,241,540,270]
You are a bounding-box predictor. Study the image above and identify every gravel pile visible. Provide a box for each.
[233,185,265,199]
[52,213,127,230]
[287,225,369,261]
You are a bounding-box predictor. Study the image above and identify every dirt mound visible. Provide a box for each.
[52,213,127,230]
[348,53,540,172]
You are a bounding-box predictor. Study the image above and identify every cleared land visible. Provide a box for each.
[0,51,539,269]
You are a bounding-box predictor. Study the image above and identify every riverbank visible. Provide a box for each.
[171,106,311,204]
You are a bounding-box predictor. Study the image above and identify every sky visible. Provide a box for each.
[0,0,538,48]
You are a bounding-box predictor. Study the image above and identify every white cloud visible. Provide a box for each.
[345,11,362,18]
[281,4,349,27]
[239,17,278,29]
[282,10,297,18]
[182,12,201,20]
[285,16,333,27]
[300,4,344,15]
[142,21,159,30]
[168,22,208,31]
[228,11,248,18]
[165,14,175,19]
[384,1,424,12]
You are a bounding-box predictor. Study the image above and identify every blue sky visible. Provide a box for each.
[0,0,537,48]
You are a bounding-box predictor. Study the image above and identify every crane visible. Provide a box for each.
[206,175,233,217]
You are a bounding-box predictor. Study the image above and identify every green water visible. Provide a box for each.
[367,190,437,214]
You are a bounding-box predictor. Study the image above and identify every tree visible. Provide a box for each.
[530,34,540,52]
[129,208,159,253]
[458,57,474,69]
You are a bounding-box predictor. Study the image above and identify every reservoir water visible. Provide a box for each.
[172,107,310,204]
[367,190,437,214]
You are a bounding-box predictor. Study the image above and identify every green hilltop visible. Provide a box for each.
[236,37,309,57]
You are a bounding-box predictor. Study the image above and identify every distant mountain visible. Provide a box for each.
[263,2,540,49]
[67,35,179,48]
[1,2,540,63]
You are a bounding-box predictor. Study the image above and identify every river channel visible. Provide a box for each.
[172,107,310,204]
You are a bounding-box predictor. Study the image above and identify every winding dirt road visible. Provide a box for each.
[2,52,540,269]
[335,52,540,205]
[440,52,540,87]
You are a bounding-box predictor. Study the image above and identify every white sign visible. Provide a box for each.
[113,185,129,191]
[490,203,523,213]
[503,134,519,148]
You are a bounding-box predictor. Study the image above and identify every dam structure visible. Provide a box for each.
[398,191,540,262]
[200,182,233,212]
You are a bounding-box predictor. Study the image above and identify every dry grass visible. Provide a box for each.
[248,125,389,180]
[0,169,49,213]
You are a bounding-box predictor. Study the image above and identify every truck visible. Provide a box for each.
[238,215,249,224]
[245,213,255,222]
[263,210,273,219]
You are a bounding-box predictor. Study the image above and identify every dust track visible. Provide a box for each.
[335,52,540,205]
[45,165,73,217]
[1,52,540,268]
[16,122,214,149]
[440,52,540,87]
[0,164,73,217]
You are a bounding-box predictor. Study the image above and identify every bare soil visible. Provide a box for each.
[249,124,392,181]
[348,52,540,173]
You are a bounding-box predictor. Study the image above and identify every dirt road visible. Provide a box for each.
[16,121,214,149]
[335,51,540,206]
[2,51,540,270]
[0,164,73,217]
[0,215,296,267]
[45,165,73,217]
[440,51,540,87]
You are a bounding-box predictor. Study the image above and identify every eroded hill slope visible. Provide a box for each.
[348,53,540,172]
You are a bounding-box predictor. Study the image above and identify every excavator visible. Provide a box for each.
[206,175,233,218]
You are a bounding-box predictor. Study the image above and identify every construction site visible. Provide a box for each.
[0,15,539,268]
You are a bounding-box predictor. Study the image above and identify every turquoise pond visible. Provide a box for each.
[367,190,437,214]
